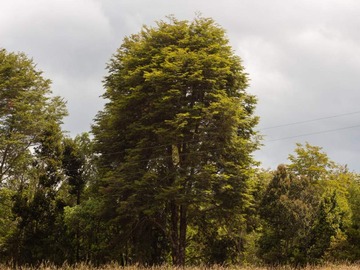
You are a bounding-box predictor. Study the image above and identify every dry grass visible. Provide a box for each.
[0,263,359,270]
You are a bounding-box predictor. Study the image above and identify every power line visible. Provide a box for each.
[260,111,360,130]
[101,123,360,164]
[98,114,360,157]
[71,125,360,175]
[268,123,360,142]
[51,125,360,175]
[87,110,360,157]
[54,121,360,175]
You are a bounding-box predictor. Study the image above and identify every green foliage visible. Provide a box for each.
[259,165,320,265]
[8,113,67,264]
[259,143,358,266]
[288,142,335,181]
[62,135,90,205]
[0,49,66,188]
[0,49,68,265]
[92,15,259,266]
[342,177,360,261]
[2,20,360,268]
[307,192,346,263]
[0,188,15,249]
[64,198,109,264]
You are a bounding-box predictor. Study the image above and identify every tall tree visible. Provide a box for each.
[92,16,259,265]
[0,49,68,264]
[7,99,68,265]
[62,133,96,263]
[0,49,65,187]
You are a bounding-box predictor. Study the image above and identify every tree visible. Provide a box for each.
[62,134,89,206]
[287,143,352,262]
[346,176,360,261]
[0,187,15,254]
[0,49,68,264]
[0,49,66,188]
[8,102,68,265]
[288,142,335,181]
[62,133,96,263]
[259,165,319,265]
[307,192,346,263]
[92,16,259,265]
[259,144,355,266]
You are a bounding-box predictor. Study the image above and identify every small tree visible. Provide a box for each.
[346,177,360,261]
[259,165,319,265]
[288,142,335,181]
[307,192,345,263]
[259,143,353,266]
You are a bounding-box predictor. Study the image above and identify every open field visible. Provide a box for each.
[1,263,360,270]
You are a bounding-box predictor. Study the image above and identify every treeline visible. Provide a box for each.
[0,16,360,267]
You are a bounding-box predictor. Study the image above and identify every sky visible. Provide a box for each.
[1,0,360,171]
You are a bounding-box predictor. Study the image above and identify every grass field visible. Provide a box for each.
[1,263,359,270]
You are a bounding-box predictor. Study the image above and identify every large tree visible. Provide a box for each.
[0,49,68,264]
[93,16,259,265]
[0,49,67,187]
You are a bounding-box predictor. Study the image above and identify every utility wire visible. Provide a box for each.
[260,110,360,130]
[268,123,360,142]
[49,112,360,180]
[59,124,360,175]
[90,111,360,157]
[55,111,360,171]
[97,114,360,157]
[98,124,360,164]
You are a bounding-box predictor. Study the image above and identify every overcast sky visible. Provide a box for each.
[2,0,360,171]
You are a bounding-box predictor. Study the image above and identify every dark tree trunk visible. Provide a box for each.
[167,145,188,266]
[179,204,187,266]
[170,201,179,265]
[170,202,187,266]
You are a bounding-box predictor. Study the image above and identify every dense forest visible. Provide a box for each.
[0,16,359,267]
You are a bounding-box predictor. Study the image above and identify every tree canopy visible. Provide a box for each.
[0,48,69,264]
[1,16,360,268]
[0,49,67,187]
[92,16,259,265]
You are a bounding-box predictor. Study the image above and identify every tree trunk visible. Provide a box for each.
[179,204,187,266]
[167,145,188,266]
[169,202,187,266]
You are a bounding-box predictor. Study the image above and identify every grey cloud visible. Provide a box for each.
[2,0,360,171]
